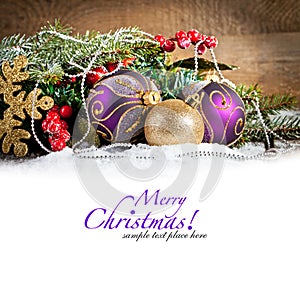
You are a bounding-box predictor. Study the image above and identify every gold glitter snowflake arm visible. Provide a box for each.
[0,111,30,157]
[0,56,29,103]
[25,89,54,119]
[2,127,31,157]
[0,55,54,157]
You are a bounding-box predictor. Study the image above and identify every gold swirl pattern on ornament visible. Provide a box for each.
[100,74,146,98]
[209,88,232,110]
[125,107,147,133]
[100,100,142,122]
[234,118,244,136]
[99,82,139,98]
[120,72,152,96]
[89,89,104,96]
[91,100,104,120]
[220,106,245,145]
[87,90,104,115]
[114,105,146,142]
[87,84,143,123]
[115,78,144,97]
[199,91,214,143]
[124,70,152,94]
[87,90,104,102]
[94,122,113,142]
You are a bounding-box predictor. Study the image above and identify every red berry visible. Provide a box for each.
[86,66,107,87]
[41,120,49,132]
[59,105,73,119]
[197,43,207,55]
[163,39,176,52]
[46,111,60,122]
[55,81,61,87]
[106,62,119,73]
[59,129,71,143]
[204,36,218,48]
[50,139,66,152]
[175,30,187,39]
[51,105,60,112]
[187,29,201,44]
[70,77,77,83]
[48,120,62,134]
[60,120,69,130]
[154,34,166,47]
[199,34,207,43]
[177,37,191,49]
[48,105,60,115]
[122,57,136,67]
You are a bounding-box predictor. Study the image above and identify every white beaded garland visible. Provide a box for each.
[31,80,52,153]
[29,30,299,161]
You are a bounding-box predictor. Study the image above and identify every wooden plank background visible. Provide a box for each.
[0,0,299,104]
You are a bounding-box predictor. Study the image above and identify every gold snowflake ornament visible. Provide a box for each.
[0,55,54,157]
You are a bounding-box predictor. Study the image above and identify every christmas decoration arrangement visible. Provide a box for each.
[0,20,299,159]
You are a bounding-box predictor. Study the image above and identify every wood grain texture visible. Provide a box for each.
[173,32,300,100]
[0,0,299,104]
[0,0,299,37]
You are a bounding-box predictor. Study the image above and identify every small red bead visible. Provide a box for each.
[154,34,166,47]
[70,77,77,83]
[48,120,62,134]
[106,62,119,73]
[60,120,69,130]
[41,120,49,132]
[204,36,218,48]
[177,37,191,49]
[199,34,207,43]
[163,39,176,52]
[47,105,60,117]
[175,30,187,40]
[46,111,60,122]
[187,29,201,44]
[50,105,60,113]
[197,43,207,55]
[59,129,71,143]
[86,66,107,87]
[50,139,66,152]
[59,105,73,119]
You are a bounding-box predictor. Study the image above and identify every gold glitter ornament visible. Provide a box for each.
[144,99,205,146]
[0,55,54,157]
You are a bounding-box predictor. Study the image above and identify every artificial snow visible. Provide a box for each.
[0,143,299,283]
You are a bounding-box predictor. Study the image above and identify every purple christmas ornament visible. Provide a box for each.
[181,82,245,145]
[87,70,159,143]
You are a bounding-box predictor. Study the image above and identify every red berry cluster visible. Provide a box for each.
[154,29,218,54]
[86,57,136,87]
[86,66,108,87]
[41,105,73,152]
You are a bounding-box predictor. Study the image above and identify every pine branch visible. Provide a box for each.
[259,93,298,114]
[0,34,33,65]
[235,84,300,147]
[0,22,163,83]
[270,114,300,139]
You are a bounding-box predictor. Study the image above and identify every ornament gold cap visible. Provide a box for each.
[205,69,220,82]
[142,90,161,106]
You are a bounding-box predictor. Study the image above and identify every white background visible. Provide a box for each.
[0,148,299,283]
